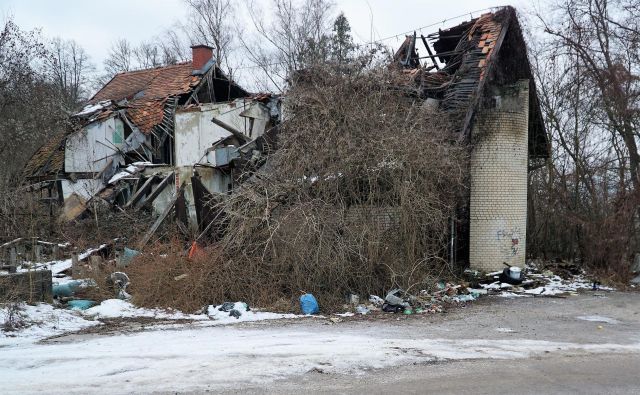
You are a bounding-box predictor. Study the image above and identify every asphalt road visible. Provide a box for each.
[256,353,640,394]
[226,291,640,395]
[7,289,637,394]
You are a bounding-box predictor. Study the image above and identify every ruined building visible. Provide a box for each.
[23,45,280,234]
[391,6,548,271]
[24,6,546,272]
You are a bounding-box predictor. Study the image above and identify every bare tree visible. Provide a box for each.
[240,0,336,91]
[528,0,640,277]
[157,29,189,65]
[134,41,162,69]
[0,17,65,185]
[182,0,236,70]
[539,0,640,191]
[47,37,95,107]
[104,38,134,76]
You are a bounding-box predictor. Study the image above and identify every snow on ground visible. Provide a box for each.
[1,299,301,346]
[482,273,613,297]
[0,303,99,346]
[1,324,639,394]
[84,299,299,325]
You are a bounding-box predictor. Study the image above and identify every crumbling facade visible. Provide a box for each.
[24,45,280,234]
[24,6,546,271]
[392,6,548,272]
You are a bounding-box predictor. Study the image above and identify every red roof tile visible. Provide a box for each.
[91,62,200,103]
[90,62,202,134]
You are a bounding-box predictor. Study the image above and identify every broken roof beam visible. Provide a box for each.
[136,172,175,210]
[124,174,157,209]
[137,183,184,250]
[210,117,248,145]
[420,35,440,70]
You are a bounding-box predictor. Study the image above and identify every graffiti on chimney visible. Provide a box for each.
[496,227,521,257]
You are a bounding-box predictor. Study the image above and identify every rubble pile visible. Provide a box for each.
[329,261,612,320]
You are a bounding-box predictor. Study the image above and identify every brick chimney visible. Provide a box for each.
[191,44,213,71]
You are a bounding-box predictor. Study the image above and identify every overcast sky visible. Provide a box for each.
[1,1,539,63]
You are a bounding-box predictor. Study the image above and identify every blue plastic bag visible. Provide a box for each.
[299,293,319,315]
[52,280,83,297]
[67,299,96,310]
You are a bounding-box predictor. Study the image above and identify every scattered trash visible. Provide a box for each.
[299,293,319,315]
[355,305,369,315]
[385,288,411,307]
[499,267,523,285]
[109,272,131,300]
[52,280,83,298]
[119,247,140,267]
[382,303,404,313]
[329,317,343,324]
[218,302,239,312]
[207,302,253,319]
[187,241,203,260]
[173,274,188,281]
[452,294,476,303]
[368,295,384,306]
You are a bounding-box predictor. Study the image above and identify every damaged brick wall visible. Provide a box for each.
[469,79,529,271]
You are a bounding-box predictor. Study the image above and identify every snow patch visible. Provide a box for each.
[577,315,620,324]
[1,327,639,394]
[0,303,99,346]
[74,100,111,116]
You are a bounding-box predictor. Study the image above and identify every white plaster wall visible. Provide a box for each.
[174,100,268,167]
[60,179,103,201]
[65,117,124,173]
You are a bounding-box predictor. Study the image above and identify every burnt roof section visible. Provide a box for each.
[396,6,548,159]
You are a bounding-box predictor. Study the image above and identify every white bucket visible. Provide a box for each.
[509,266,522,280]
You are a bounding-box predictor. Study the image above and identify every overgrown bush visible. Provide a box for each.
[130,66,468,312]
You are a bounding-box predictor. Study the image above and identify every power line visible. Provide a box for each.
[233,6,507,71]
[363,6,505,44]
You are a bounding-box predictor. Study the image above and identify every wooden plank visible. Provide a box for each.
[123,175,157,209]
[138,184,184,250]
[211,117,248,144]
[136,172,175,210]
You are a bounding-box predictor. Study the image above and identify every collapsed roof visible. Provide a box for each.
[24,58,247,180]
[392,6,548,159]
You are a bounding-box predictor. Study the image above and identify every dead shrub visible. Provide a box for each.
[125,240,232,312]
[0,277,26,331]
[129,66,468,312]
[0,185,58,241]
[60,204,156,250]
